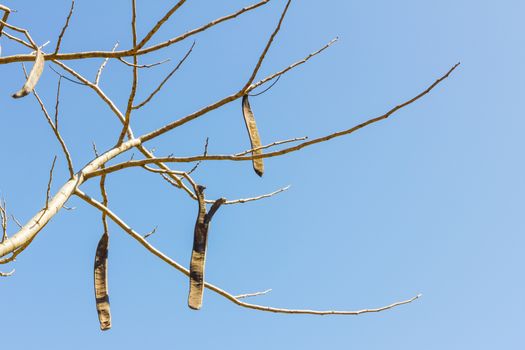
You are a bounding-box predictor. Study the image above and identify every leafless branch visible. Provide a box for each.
[31,84,75,178]
[53,59,195,198]
[132,41,195,110]
[118,57,170,69]
[143,226,157,239]
[116,0,139,145]
[0,4,11,37]
[0,19,37,49]
[248,75,281,97]
[223,185,290,205]
[95,42,119,85]
[1,31,32,49]
[134,0,187,50]
[235,289,272,299]
[75,189,421,316]
[187,137,209,175]
[0,198,7,243]
[242,0,291,91]
[54,0,75,54]
[0,269,14,277]
[45,156,58,209]
[249,37,339,91]
[0,0,270,64]
[87,63,459,180]
[234,136,307,157]
[11,215,22,229]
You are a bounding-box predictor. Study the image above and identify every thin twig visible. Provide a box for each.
[93,143,109,236]
[54,0,75,54]
[234,136,307,156]
[248,75,281,97]
[143,226,157,239]
[95,42,119,85]
[118,57,170,68]
[116,0,139,145]
[224,185,290,205]
[140,165,288,205]
[249,37,338,91]
[11,215,22,229]
[0,198,7,243]
[235,289,272,299]
[0,19,37,49]
[45,156,58,209]
[2,31,32,49]
[49,65,86,85]
[132,41,195,110]
[0,269,14,277]
[31,84,75,177]
[187,137,209,175]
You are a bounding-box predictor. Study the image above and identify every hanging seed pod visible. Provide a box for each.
[94,232,111,331]
[242,94,264,177]
[188,186,226,310]
[12,48,45,98]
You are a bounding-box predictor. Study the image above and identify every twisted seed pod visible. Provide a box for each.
[12,48,44,98]
[188,186,225,310]
[94,232,111,331]
[242,95,264,176]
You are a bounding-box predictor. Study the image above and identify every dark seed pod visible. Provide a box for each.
[188,186,225,310]
[12,48,45,98]
[94,232,111,331]
[242,95,264,176]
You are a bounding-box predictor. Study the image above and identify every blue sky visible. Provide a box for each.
[1,0,524,348]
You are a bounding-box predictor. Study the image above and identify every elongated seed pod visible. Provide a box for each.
[188,186,207,310]
[94,232,111,331]
[12,48,45,98]
[242,95,264,176]
[188,186,226,310]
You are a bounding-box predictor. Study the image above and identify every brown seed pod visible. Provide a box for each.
[12,48,45,98]
[94,232,111,331]
[188,186,226,310]
[242,94,264,177]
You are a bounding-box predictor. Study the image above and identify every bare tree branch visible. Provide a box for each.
[0,19,37,49]
[54,0,75,54]
[116,0,139,145]
[45,156,58,209]
[235,289,272,299]
[95,42,119,85]
[0,0,271,64]
[0,198,7,243]
[0,269,14,277]
[134,0,187,50]
[132,41,195,110]
[87,63,459,179]
[118,57,170,69]
[31,83,75,178]
[0,4,11,37]
[242,0,291,91]
[75,189,421,316]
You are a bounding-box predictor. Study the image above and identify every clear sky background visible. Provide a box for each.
[1,0,524,349]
